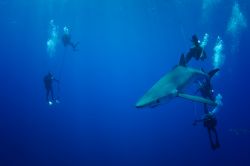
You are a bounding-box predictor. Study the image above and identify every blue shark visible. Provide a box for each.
[136,57,217,108]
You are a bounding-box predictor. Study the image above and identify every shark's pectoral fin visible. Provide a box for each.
[177,93,217,106]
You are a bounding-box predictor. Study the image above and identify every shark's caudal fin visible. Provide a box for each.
[177,93,217,106]
[208,68,220,79]
[179,54,186,66]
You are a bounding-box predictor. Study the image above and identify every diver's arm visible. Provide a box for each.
[195,119,204,123]
[193,118,204,126]
[200,49,207,60]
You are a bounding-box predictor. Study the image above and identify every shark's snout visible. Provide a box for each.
[135,100,146,108]
[135,104,143,108]
[136,97,161,109]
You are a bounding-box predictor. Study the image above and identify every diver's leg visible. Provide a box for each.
[207,128,216,150]
[212,128,220,148]
[68,42,79,51]
[46,89,50,101]
[73,42,79,48]
[69,42,77,50]
[51,88,55,101]
[69,42,74,48]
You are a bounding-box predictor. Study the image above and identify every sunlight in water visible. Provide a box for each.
[213,36,224,69]
[227,2,247,52]
[200,33,209,48]
[211,93,223,115]
[227,2,247,36]
[47,19,59,58]
[201,0,221,22]
[202,0,221,10]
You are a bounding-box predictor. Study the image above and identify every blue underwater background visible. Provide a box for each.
[0,0,250,165]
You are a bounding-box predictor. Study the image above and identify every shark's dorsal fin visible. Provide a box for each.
[179,54,186,67]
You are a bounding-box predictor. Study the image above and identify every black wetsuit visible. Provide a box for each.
[194,80,220,150]
[193,113,220,150]
[203,114,220,150]
[185,44,207,64]
[198,78,214,114]
[62,34,78,51]
[44,73,55,102]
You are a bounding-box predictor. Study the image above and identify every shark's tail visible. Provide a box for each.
[208,68,220,79]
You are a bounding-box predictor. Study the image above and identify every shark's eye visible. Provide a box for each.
[156,99,160,103]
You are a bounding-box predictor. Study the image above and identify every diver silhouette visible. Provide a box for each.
[62,26,79,51]
[196,68,220,114]
[185,35,207,64]
[43,72,59,105]
[193,112,220,150]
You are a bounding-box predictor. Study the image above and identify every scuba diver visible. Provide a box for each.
[196,68,220,114]
[62,26,79,51]
[194,69,221,150]
[43,72,59,105]
[193,111,220,150]
[185,35,207,64]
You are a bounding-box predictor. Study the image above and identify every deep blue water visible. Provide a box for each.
[0,0,250,165]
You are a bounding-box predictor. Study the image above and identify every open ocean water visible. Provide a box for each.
[0,0,250,165]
